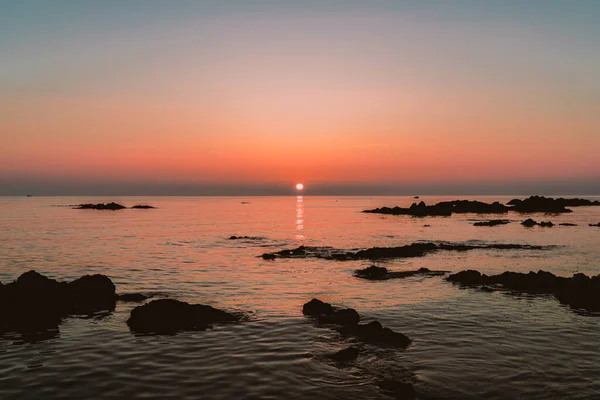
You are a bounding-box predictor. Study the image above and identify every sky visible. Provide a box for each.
[1,0,599,195]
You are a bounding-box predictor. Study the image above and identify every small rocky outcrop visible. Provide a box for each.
[354,266,447,281]
[328,346,359,362]
[302,299,411,348]
[131,205,155,209]
[521,219,553,227]
[127,299,240,334]
[590,223,600,227]
[559,223,578,226]
[364,200,509,217]
[229,235,264,240]
[261,242,547,261]
[508,196,600,208]
[473,219,510,227]
[447,270,600,312]
[75,202,126,210]
[539,221,554,227]
[507,196,573,213]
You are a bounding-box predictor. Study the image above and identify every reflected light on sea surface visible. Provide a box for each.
[295,195,304,243]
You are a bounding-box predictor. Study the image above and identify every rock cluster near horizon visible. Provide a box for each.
[74,203,155,210]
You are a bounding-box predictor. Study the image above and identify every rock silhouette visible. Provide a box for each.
[559,223,578,226]
[354,266,447,280]
[229,235,265,240]
[473,219,510,227]
[447,270,600,312]
[364,200,509,217]
[0,271,116,335]
[75,202,126,210]
[590,223,600,227]
[508,196,600,208]
[302,299,411,348]
[127,299,240,334]
[507,196,573,213]
[261,242,547,261]
[328,346,359,362]
[521,219,554,227]
[131,205,155,209]
[117,293,151,302]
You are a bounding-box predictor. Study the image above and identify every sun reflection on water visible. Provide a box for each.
[295,195,304,243]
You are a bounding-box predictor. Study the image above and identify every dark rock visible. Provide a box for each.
[509,196,600,208]
[474,219,510,227]
[521,218,538,227]
[590,223,600,227]
[330,308,360,327]
[329,346,359,362]
[559,223,578,226]
[539,221,554,227]
[0,271,117,336]
[302,298,334,317]
[354,266,447,280]
[413,196,419,199]
[127,299,239,334]
[364,199,509,217]
[447,269,600,312]
[75,202,126,210]
[117,293,150,302]
[423,224,431,227]
[68,274,116,313]
[229,235,264,240]
[262,242,548,261]
[352,321,411,348]
[508,196,573,213]
[378,379,416,399]
[131,205,155,209]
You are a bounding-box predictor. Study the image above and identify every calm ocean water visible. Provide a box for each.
[1,195,599,399]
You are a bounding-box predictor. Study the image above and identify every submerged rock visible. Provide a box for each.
[261,242,546,261]
[328,346,359,362]
[447,269,600,312]
[117,293,150,302]
[378,379,416,400]
[521,218,538,227]
[127,299,239,334]
[302,299,410,348]
[354,266,447,280]
[75,202,126,210]
[473,219,510,227]
[131,205,155,209]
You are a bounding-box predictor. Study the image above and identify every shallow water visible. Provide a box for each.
[1,195,599,399]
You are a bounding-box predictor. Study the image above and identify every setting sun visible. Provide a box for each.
[296,183,304,191]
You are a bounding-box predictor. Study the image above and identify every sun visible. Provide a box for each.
[296,183,304,191]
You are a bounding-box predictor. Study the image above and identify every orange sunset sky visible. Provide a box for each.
[1,1,599,195]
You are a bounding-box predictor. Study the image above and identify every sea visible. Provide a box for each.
[1,195,599,399]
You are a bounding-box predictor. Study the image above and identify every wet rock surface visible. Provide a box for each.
[0,271,116,335]
[354,266,447,280]
[473,219,510,227]
[75,202,126,210]
[261,242,547,261]
[447,270,600,312]
[127,299,240,334]
[364,200,509,217]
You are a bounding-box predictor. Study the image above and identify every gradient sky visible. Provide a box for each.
[1,0,599,195]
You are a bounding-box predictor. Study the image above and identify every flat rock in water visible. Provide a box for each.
[127,299,239,334]
[354,266,447,280]
[75,202,126,210]
[474,219,510,227]
[131,205,155,209]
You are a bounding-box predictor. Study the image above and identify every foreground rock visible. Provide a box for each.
[75,202,126,210]
[473,219,510,227]
[379,379,416,399]
[261,242,547,261]
[354,266,447,280]
[447,270,600,312]
[302,299,411,348]
[0,271,116,334]
[127,299,240,334]
[117,293,151,302]
[328,346,359,362]
[507,196,573,213]
[364,200,509,217]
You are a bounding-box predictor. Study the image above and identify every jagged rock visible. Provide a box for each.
[75,202,126,210]
[508,196,573,213]
[127,299,239,334]
[474,219,510,227]
[328,346,359,362]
